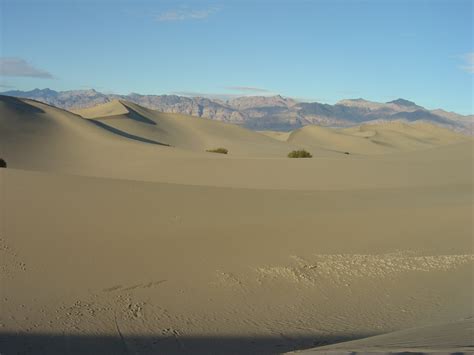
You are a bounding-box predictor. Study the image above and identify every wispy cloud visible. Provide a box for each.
[0,57,53,78]
[224,86,273,94]
[460,52,474,73]
[156,6,219,22]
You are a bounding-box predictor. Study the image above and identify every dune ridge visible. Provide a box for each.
[76,99,299,156]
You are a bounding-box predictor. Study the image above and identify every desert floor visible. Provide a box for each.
[1,96,473,354]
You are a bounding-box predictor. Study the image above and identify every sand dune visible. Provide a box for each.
[75,100,297,157]
[2,95,471,190]
[78,100,469,157]
[72,99,130,118]
[0,96,179,172]
[1,95,473,354]
[289,318,474,354]
[285,121,469,155]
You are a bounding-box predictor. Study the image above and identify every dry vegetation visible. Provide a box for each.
[206,147,228,154]
[288,149,312,158]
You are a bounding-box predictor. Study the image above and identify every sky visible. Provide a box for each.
[0,0,472,114]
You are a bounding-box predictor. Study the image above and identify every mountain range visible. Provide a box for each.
[2,88,472,134]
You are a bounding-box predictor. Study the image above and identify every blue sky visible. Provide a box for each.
[0,0,472,113]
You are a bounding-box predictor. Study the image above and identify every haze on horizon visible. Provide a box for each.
[0,0,472,114]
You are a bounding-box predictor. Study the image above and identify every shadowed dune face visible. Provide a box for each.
[89,119,168,146]
[0,95,45,115]
[1,95,473,354]
[0,333,366,355]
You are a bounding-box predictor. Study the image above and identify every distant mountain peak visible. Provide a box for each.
[32,88,57,94]
[387,98,419,107]
[228,95,297,110]
[336,98,371,104]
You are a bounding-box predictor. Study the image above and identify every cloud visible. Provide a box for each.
[460,52,474,73]
[0,57,53,78]
[156,6,219,22]
[224,86,273,94]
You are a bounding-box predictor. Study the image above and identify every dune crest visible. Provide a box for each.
[71,99,129,118]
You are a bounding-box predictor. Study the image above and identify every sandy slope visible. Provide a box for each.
[0,95,473,354]
[75,100,298,157]
[1,167,472,354]
[288,318,474,354]
[285,121,469,155]
[258,130,292,141]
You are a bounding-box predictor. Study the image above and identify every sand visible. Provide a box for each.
[1,96,473,354]
[288,318,474,354]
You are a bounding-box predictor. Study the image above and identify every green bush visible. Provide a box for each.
[288,149,312,158]
[206,148,228,154]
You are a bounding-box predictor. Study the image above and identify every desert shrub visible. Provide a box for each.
[0,158,6,168]
[206,148,228,154]
[288,150,312,158]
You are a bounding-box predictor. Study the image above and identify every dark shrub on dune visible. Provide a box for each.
[206,148,228,154]
[288,150,312,158]
[0,158,6,168]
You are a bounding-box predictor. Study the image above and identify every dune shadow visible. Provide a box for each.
[125,106,157,125]
[0,332,368,355]
[0,95,46,114]
[90,119,170,146]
